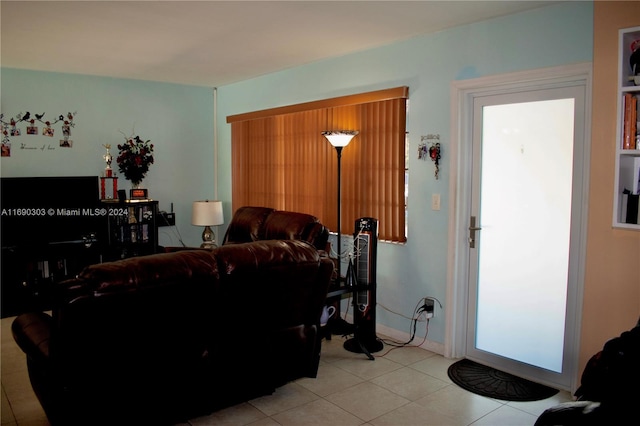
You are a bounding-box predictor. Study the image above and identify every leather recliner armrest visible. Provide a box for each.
[12,312,53,363]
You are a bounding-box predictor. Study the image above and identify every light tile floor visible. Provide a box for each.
[1,316,572,425]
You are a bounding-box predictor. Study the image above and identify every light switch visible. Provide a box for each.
[432,193,441,211]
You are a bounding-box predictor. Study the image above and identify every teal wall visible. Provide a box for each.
[1,2,594,346]
[216,2,594,345]
[1,69,215,247]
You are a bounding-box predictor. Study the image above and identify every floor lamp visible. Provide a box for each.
[322,130,358,281]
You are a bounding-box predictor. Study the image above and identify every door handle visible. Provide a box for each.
[469,216,482,248]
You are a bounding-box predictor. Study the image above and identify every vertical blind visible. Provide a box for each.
[227,87,408,242]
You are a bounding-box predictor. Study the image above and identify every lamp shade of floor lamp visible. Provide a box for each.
[322,130,358,281]
[192,200,224,249]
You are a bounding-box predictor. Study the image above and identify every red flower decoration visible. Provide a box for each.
[116,135,154,186]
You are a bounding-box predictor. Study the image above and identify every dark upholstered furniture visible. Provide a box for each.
[12,240,333,425]
[222,206,329,250]
[535,318,640,425]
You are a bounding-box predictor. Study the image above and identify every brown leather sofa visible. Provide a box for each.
[222,205,330,250]
[535,318,640,425]
[12,239,333,425]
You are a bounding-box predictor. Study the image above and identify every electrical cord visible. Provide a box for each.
[329,224,368,262]
[343,293,352,320]
[378,295,442,353]
[379,298,426,347]
[157,212,186,247]
[378,302,427,322]
[378,318,430,358]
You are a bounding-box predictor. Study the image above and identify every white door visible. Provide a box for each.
[465,84,587,390]
[444,63,591,390]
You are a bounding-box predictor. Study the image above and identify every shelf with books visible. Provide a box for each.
[621,90,639,150]
[101,199,159,259]
[613,26,640,230]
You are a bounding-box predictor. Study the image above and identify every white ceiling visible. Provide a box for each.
[1,1,560,87]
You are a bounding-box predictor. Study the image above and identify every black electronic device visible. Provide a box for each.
[343,217,383,356]
[1,176,105,248]
[159,211,176,226]
[1,176,106,317]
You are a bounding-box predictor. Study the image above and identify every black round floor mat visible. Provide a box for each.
[447,358,559,402]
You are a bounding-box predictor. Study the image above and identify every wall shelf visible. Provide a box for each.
[613,26,640,230]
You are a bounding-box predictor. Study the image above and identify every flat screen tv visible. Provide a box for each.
[1,176,105,249]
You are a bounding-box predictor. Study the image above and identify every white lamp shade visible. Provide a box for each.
[192,200,224,226]
[322,130,359,147]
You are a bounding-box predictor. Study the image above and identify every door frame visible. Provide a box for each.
[445,63,592,392]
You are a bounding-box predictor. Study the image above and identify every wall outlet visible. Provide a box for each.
[424,297,435,318]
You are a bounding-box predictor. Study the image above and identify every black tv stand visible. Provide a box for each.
[1,176,162,318]
[1,241,103,317]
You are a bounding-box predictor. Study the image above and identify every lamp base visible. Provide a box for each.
[201,226,218,249]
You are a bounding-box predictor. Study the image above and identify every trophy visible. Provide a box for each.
[100,144,118,200]
[103,144,113,177]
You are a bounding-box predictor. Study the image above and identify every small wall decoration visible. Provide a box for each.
[2,114,14,156]
[418,134,442,179]
[0,111,77,156]
[10,119,21,136]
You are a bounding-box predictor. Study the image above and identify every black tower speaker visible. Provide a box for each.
[343,217,383,357]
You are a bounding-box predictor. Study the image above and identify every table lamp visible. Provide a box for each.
[192,200,224,248]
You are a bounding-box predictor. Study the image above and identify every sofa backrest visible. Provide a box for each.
[52,250,220,372]
[49,240,333,421]
[222,206,274,244]
[51,249,221,421]
[211,240,332,328]
[222,206,329,250]
[54,240,331,350]
[60,249,220,299]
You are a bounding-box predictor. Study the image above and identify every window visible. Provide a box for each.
[227,87,408,242]
[405,131,410,239]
